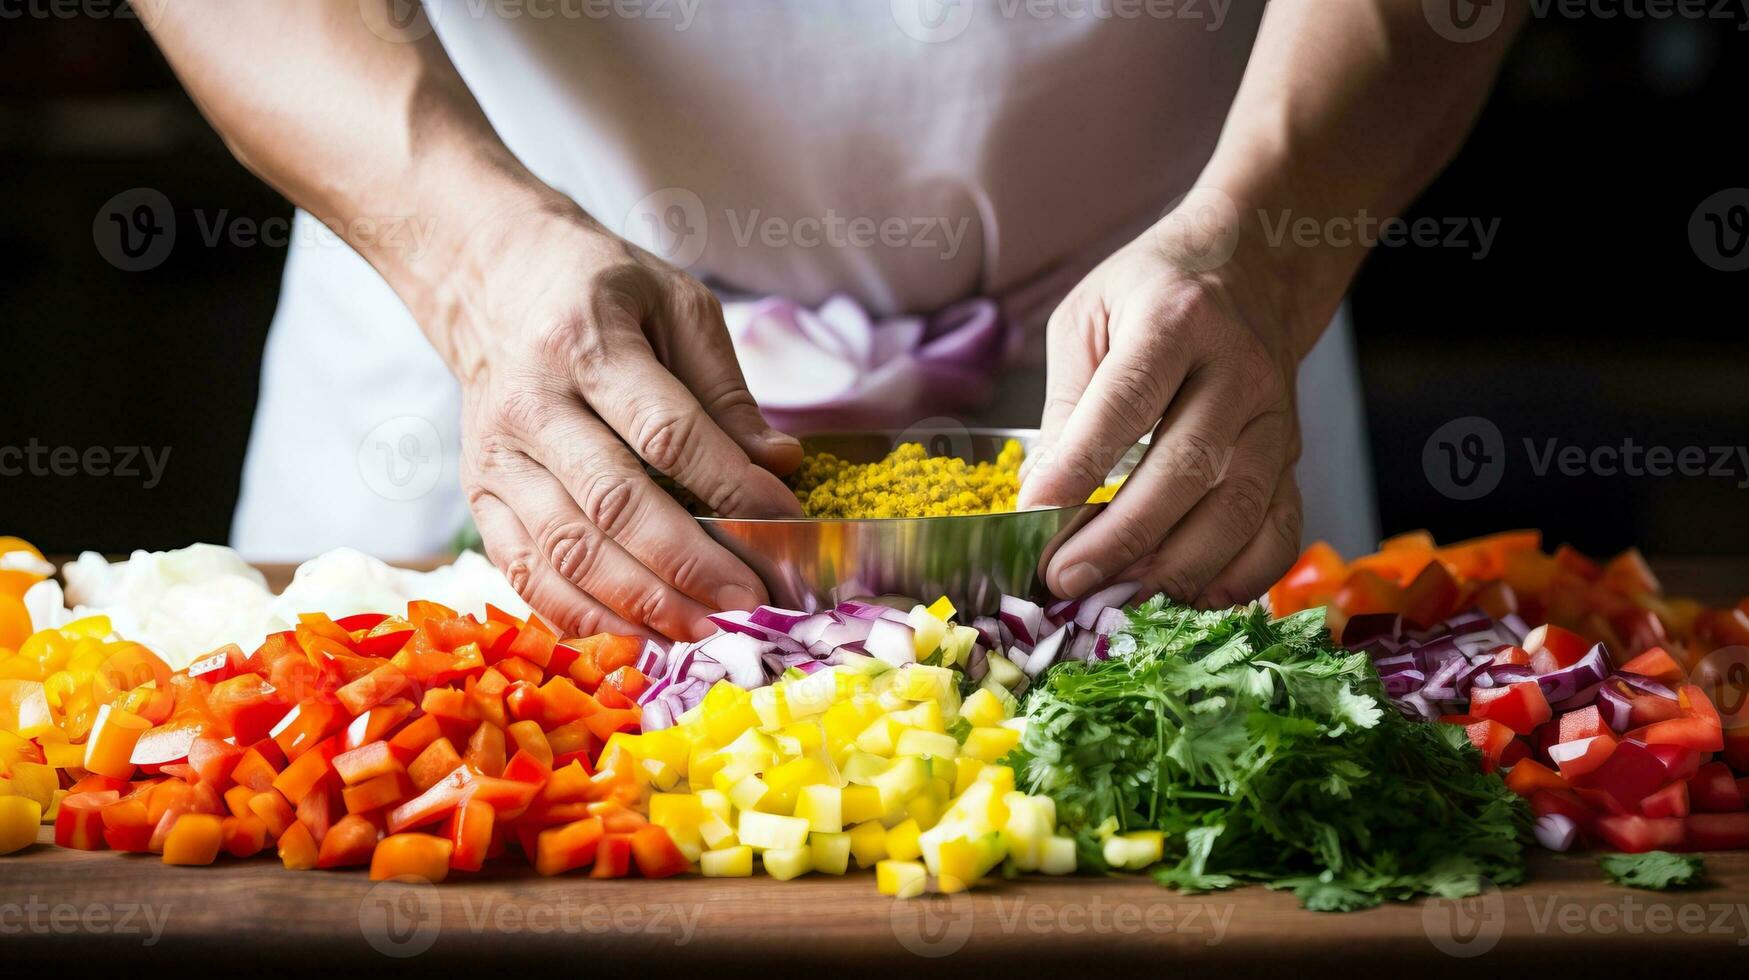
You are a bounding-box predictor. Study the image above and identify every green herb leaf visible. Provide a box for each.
[1010,599,1529,912]
[1599,852,1704,890]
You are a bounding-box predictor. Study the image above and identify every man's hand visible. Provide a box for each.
[453,212,802,640]
[1019,205,1303,608]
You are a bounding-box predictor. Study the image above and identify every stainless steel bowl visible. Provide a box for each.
[697,427,1144,614]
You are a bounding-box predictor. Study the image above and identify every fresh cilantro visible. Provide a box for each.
[1599,852,1704,890]
[1010,598,1529,912]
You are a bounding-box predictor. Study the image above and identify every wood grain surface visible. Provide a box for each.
[6,556,1746,974]
[6,828,1749,975]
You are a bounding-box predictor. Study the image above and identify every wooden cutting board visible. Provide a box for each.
[7,829,1748,974]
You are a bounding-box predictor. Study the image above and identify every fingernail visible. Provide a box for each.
[1058,562,1102,599]
[717,584,760,612]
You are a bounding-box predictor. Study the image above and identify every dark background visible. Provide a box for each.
[2,6,1746,560]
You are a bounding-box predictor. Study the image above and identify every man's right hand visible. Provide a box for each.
[450,210,802,640]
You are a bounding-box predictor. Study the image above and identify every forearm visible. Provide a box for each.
[142,1,576,345]
[1192,0,1525,354]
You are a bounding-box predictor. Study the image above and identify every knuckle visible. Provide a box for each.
[1217,472,1272,534]
[1162,431,1226,490]
[1101,365,1165,435]
[493,388,552,437]
[627,585,675,629]
[578,470,640,537]
[663,550,709,598]
[632,407,697,475]
[707,476,755,518]
[499,554,534,599]
[1110,512,1159,566]
[531,518,599,585]
[1154,563,1203,603]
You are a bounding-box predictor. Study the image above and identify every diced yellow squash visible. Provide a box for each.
[953,758,987,796]
[809,831,851,875]
[840,784,883,825]
[696,788,732,822]
[698,813,738,850]
[886,700,944,733]
[898,665,957,703]
[640,758,680,790]
[750,685,790,729]
[961,726,1021,763]
[935,833,1004,892]
[761,846,812,881]
[700,682,760,745]
[976,763,1016,795]
[908,605,947,659]
[886,818,923,862]
[840,752,889,786]
[905,791,944,831]
[649,793,705,848]
[873,756,929,811]
[1102,830,1165,870]
[895,728,959,760]
[876,859,928,898]
[763,757,829,812]
[701,845,754,877]
[737,810,810,851]
[926,596,956,622]
[0,795,42,854]
[1039,835,1077,875]
[776,720,824,756]
[854,717,901,756]
[848,820,887,868]
[794,784,842,833]
[728,774,770,813]
[960,688,1007,728]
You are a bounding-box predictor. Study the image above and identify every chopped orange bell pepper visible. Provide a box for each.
[370,832,453,882]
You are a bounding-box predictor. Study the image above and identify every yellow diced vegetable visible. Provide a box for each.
[876,859,928,898]
[701,845,754,877]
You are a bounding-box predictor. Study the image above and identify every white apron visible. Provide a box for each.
[234,1,1377,562]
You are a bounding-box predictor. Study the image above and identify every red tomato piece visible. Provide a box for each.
[1548,731,1618,780]
[1686,812,1749,850]
[1524,624,1591,670]
[1593,814,1685,853]
[1470,681,1552,736]
[1557,705,1610,742]
[1640,781,1690,819]
[1688,762,1745,813]
[1573,740,1667,812]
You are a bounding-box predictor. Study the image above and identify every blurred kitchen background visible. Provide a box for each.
[2,5,1746,559]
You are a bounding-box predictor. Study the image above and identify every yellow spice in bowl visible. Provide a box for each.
[788,439,1025,518]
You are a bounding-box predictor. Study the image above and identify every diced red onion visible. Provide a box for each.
[1533,813,1578,852]
[701,632,771,689]
[1072,582,1141,629]
[1383,670,1426,698]
[970,616,1002,649]
[641,700,674,732]
[1022,625,1071,678]
[1533,645,1610,705]
[1000,595,1044,648]
[749,605,812,633]
[1595,682,1636,733]
[835,600,889,621]
[865,618,917,667]
[1614,672,1676,701]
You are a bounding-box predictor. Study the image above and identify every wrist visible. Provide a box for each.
[1155,171,1362,362]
